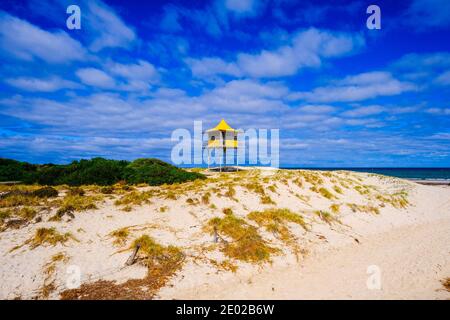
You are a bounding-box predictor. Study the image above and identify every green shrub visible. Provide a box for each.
[122,158,205,186]
[0,157,204,187]
[32,187,58,198]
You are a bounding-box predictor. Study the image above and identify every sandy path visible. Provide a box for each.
[162,185,450,300]
[171,217,450,300]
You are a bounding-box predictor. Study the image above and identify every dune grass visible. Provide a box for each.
[247,208,308,247]
[318,187,336,200]
[25,227,77,249]
[347,203,380,215]
[441,278,450,292]
[114,191,151,209]
[110,227,130,246]
[56,194,101,217]
[61,235,184,300]
[330,204,340,214]
[314,210,336,224]
[206,214,278,263]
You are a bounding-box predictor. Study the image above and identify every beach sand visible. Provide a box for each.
[1,169,449,300]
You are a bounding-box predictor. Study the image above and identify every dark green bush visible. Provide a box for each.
[123,158,205,186]
[32,187,59,198]
[0,157,204,186]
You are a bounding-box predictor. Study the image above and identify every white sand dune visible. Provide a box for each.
[0,170,449,300]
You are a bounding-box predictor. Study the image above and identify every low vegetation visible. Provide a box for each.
[205,214,278,263]
[0,157,205,186]
[109,227,130,246]
[61,235,184,299]
[20,227,76,249]
[247,208,308,251]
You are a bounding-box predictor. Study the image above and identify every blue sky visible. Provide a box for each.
[0,0,449,167]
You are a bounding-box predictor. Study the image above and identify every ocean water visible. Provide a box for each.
[281,168,450,180]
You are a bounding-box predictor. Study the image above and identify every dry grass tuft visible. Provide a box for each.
[333,185,343,194]
[110,227,130,246]
[205,214,278,263]
[61,235,184,300]
[222,207,233,215]
[317,187,336,200]
[314,210,337,224]
[347,203,380,215]
[248,208,308,250]
[24,227,77,249]
[441,278,450,292]
[330,204,340,214]
[201,192,211,205]
[56,194,101,217]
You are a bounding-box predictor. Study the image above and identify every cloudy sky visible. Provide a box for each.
[0,0,449,167]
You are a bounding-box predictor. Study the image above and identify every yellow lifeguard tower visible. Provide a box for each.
[205,119,240,171]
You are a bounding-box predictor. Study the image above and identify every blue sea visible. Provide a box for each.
[281,168,450,181]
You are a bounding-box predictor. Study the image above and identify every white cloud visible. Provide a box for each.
[76,68,116,89]
[108,60,159,82]
[342,105,385,117]
[296,105,336,114]
[0,11,87,63]
[86,0,136,51]
[186,57,242,77]
[435,70,450,85]
[224,0,262,16]
[405,0,450,29]
[293,72,417,103]
[425,108,450,115]
[5,76,80,92]
[187,28,364,78]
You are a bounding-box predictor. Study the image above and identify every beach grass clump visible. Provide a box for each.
[224,185,236,199]
[131,235,184,276]
[0,209,12,222]
[0,193,41,208]
[110,227,130,246]
[292,178,303,188]
[18,206,38,220]
[114,191,151,209]
[247,208,309,243]
[244,182,276,205]
[201,192,211,205]
[314,210,336,224]
[330,204,340,214]
[32,187,59,198]
[61,235,184,300]
[56,194,101,216]
[299,171,324,186]
[354,185,370,196]
[67,187,85,197]
[347,203,380,215]
[318,187,336,200]
[376,191,409,209]
[100,186,114,194]
[185,197,199,205]
[27,227,76,249]
[441,278,450,292]
[159,206,168,213]
[222,207,233,215]
[261,195,276,205]
[205,214,278,263]
[209,259,238,273]
[333,185,343,194]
